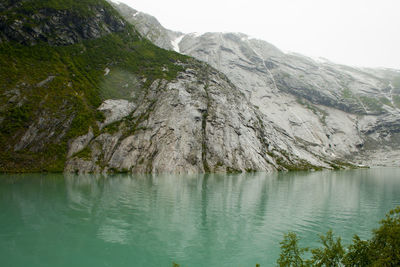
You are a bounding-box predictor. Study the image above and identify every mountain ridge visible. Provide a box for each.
[112,1,400,168]
[1,0,349,173]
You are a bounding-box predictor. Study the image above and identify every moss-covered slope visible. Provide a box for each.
[0,0,189,172]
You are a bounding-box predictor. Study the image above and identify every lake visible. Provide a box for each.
[1,168,400,267]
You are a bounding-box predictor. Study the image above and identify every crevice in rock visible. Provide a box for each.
[201,83,211,173]
[253,112,277,168]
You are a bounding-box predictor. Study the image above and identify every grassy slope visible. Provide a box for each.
[1,0,111,15]
[0,0,189,172]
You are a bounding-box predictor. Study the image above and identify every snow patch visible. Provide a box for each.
[239,33,250,41]
[247,35,258,41]
[311,56,330,64]
[188,32,204,38]
[171,35,185,53]
[280,49,292,54]
[133,11,140,17]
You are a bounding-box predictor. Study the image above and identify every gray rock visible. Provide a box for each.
[110,2,182,51]
[98,99,136,128]
[64,158,101,174]
[67,127,94,158]
[6,1,399,173]
[0,1,126,46]
[113,3,400,168]
[66,65,338,173]
[37,76,55,87]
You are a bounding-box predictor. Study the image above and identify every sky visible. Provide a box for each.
[114,0,400,69]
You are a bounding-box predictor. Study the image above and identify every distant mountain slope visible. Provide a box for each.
[112,2,400,167]
[110,1,182,50]
[1,0,347,173]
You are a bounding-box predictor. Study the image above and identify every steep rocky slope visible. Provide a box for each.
[110,2,181,50]
[112,2,400,167]
[1,0,344,173]
[0,0,127,45]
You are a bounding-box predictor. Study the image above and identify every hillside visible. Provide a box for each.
[0,0,187,172]
[112,2,400,167]
[1,0,348,173]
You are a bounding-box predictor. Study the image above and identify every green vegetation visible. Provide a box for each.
[393,95,400,109]
[73,146,92,160]
[277,232,308,267]
[277,206,400,266]
[360,96,384,114]
[100,69,140,100]
[277,230,345,267]
[275,157,323,172]
[0,0,122,37]
[379,97,393,107]
[329,160,358,170]
[269,149,323,172]
[0,0,190,172]
[341,88,353,99]
[0,105,32,134]
[171,207,400,266]
[341,88,389,113]
[1,0,118,19]
[102,121,122,134]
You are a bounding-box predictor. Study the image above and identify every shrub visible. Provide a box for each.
[277,206,400,267]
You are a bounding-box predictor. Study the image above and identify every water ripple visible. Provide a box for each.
[1,169,400,267]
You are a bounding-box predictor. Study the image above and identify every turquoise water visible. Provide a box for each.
[1,168,400,267]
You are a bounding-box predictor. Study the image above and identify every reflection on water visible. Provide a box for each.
[1,168,400,267]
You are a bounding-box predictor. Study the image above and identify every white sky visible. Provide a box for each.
[115,0,400,69]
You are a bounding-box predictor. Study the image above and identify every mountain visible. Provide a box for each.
[1,0,345,174]
[112,2,400,168]
[109,1,182,51]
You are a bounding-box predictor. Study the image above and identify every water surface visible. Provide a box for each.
[1,168,400,267]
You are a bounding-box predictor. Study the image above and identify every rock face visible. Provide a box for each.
[2,0,399,174]
[66,63,339,174]
[110,2,181,50]
[112,2,400,167]
[2,0,341,174]
[98,99,136,127]
[0,0,126,45]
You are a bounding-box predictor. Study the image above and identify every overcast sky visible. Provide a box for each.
[115,0,400,69]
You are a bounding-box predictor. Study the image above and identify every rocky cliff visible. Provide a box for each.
[112,2,400,167]
[1,0,346,173]
[0,0,126,45]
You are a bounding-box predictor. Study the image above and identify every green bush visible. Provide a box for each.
[277,232,308,267]
[309,231,345,267]
[277,206,400,267]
